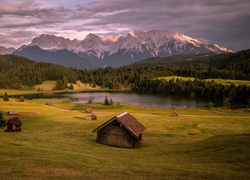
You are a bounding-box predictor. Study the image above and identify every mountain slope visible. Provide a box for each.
[15,29,233,68]
[0,46,15,55]
[12,45,96,69]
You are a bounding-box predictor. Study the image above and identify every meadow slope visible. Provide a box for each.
[0,99,249,179]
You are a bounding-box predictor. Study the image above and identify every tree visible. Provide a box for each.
[3,92,9,101]
[223,98,231,109]
[68,83,74,89]
[109,98,113,106]
[0,112,5,128]
[104,96,109,105]
[88,99,93,104]
[19,96,25,102]
[208,101,213,110]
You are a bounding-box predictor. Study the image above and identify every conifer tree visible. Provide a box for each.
[3,92,9,101]
[109,98,113,106]
[104,96,109,105]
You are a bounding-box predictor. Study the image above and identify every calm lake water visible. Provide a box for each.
[53,92,209,109]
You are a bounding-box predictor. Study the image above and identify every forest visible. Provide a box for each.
[0,49,249,104]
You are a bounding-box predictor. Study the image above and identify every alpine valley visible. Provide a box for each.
[12,29,233,69]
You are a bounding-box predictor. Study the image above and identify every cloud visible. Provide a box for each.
[0,0,249,51]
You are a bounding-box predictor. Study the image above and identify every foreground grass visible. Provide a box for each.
[0,99,249,179]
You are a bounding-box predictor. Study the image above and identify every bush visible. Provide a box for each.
[19,96,25,102]
[171,106,176,109]
[88,99,93,104]
[3,92,9,101]
[117,102,120,106]
[208,101,213,110]
[109,98,113,106]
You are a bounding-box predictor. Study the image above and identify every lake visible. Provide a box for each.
[53,92,210,109]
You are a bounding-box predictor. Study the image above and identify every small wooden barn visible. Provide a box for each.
[5,117,22,132]
[46,102,52,106]
[171,111,179,116]
[8,110,18,115]
[84,108,93,113]
[85,114,97,120]
[92,112,146,149]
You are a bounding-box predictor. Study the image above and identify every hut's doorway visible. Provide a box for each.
[7,123,12,130]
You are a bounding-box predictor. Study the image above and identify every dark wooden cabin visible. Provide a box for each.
[8,110,18,115]
[85,114,97,120]
[84,108,93,113]
[5,117,22,132]
[92,112,146,149]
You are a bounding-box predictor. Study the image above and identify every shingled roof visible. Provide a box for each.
[7,117,22,126]
[93,112,146,137]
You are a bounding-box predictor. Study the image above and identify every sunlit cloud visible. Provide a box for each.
[0,0,249,51]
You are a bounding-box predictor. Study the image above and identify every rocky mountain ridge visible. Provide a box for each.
[13,29,233,68]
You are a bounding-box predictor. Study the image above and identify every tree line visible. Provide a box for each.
[0,49,249,104]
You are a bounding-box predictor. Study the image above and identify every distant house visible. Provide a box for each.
[85,114,97,120]
[5,117,22,132]
[93,112,146,149]
[8,110,18,115]
[84,108,93,113]
[46,102,52,106]
[171,111,179,116]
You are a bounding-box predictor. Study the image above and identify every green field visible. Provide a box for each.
[0,98,249,179]
[157,76,250,85]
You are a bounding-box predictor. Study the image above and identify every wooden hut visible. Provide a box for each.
[5,117,22,132]
[46,102,52,106]
[85,114,97,120]
[92,112,146,149]
[171,111,179,116]
[8,110,18,115]
[84,108,93,113]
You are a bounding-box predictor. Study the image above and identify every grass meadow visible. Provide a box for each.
[157,76,250,86]
[0,98,249,179]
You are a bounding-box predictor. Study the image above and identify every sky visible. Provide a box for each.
[0,0,249,51]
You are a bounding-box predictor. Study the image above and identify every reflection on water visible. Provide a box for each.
[58,92,209,109]
[13,92,210,109]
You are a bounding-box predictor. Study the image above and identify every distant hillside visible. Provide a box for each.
[0,55,80,89]
[12,45,96,69]
[131,49,250,73]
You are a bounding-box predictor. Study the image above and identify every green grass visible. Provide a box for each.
[0,99,249,179]
[157,76,250,86]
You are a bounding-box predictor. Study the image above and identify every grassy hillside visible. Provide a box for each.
[157,76,250,86]
[131,49,250,73]
[0,99,249,179]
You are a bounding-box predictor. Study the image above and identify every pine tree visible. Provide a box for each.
[109,98,113,106]
[3,92,9,101]
[104,96,109,105]
[208,101,213,110]
[0,112,6,128]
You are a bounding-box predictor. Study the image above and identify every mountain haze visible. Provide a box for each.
[12,29,233,68]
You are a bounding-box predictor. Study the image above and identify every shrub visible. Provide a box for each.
[3,92,9,101]
[208,101,213,110]
[88,99,93,104]
[19,96,25,102]
[171,106,176,109]
[109,98,113,106]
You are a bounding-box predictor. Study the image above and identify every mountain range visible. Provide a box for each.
[10,29,233,68]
